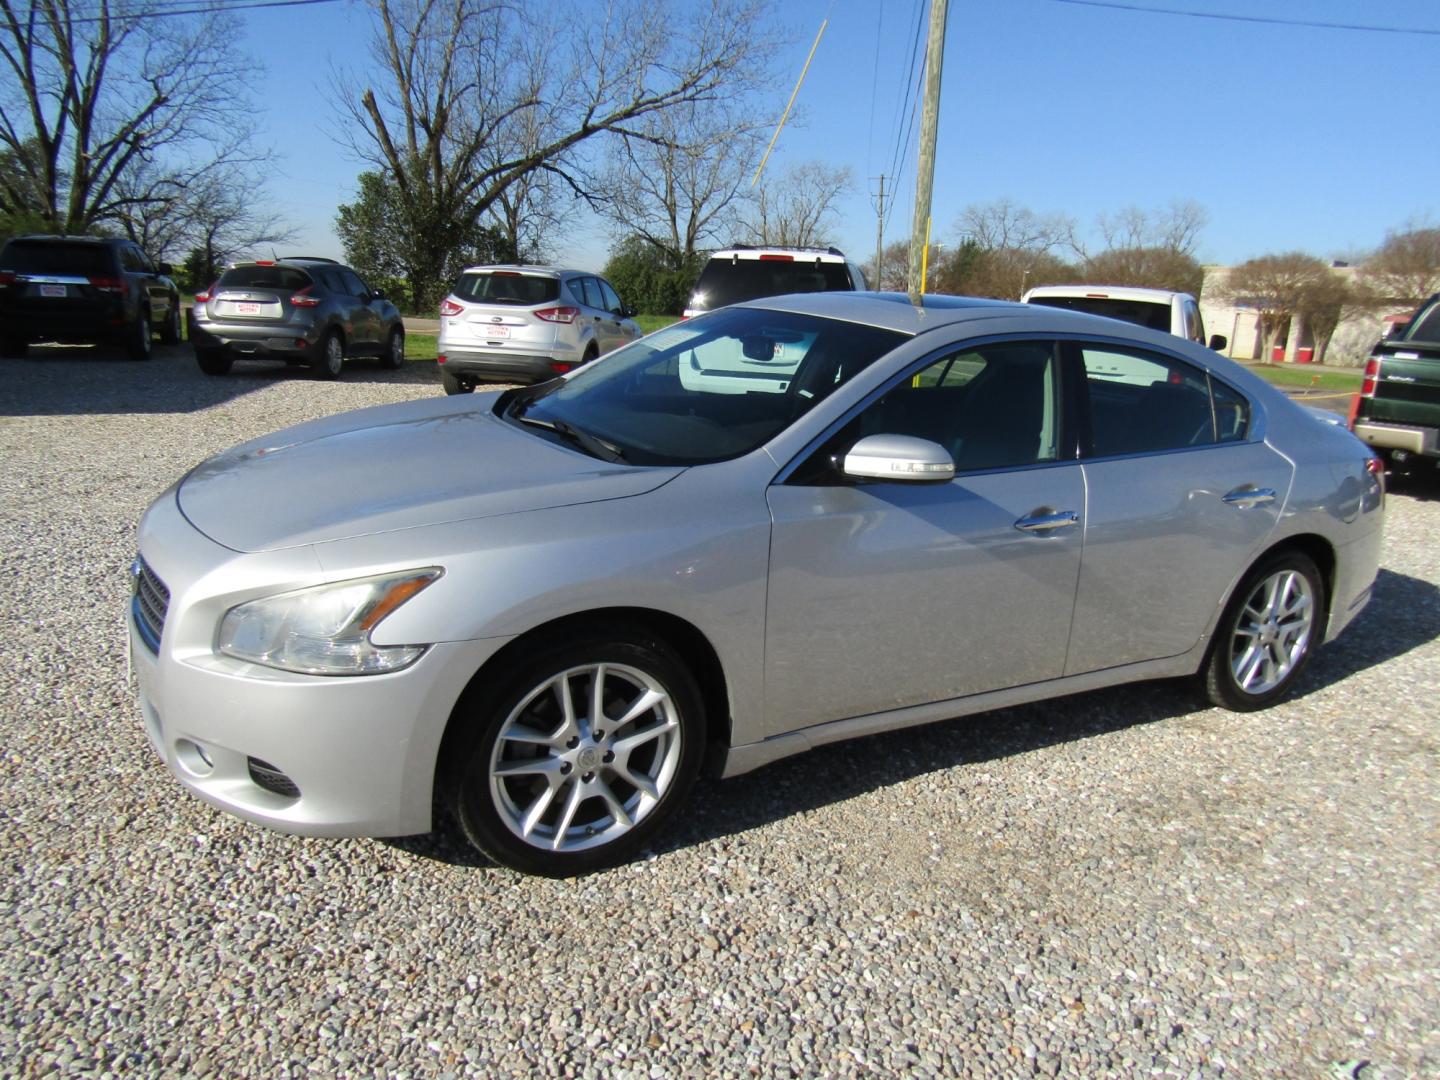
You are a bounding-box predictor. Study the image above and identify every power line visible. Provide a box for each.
[884,0,926,191]
[12,0,342,25]
[864,0,884,175]
[1044,0,1440,37]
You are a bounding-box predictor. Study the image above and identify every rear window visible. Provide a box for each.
[0,240,113,275]
[693,258,853,310]
[218,266,312,291]
[1403,297,1440,343]
[453,272,559,305]
[1028,295,1172,334]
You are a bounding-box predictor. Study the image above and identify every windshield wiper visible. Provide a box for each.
[516,415,626,463]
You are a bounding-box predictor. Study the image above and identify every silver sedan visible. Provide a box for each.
[130,294,1384,875]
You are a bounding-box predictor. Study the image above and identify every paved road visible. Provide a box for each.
[1,343,1435,1077]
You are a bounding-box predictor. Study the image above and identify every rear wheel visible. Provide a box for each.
[582,344,599,365]
[440,369,470,395]
[1203,551,1325,711]
[125,310,153,360]
[160,304,182,345]
[195,348,232,375]
[380,328,405,369]
[312,329,344,379]
[444,628,706,876]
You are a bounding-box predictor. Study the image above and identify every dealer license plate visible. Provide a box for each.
[40,284,66,298]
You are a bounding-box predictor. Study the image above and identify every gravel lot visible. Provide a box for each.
[2,343,1437,1078]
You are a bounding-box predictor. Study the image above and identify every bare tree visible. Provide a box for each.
[337,0,775,308]
[1080,246,1204,295]
[1089,200,1207,258]
[739,161,853,249]
[0,0,260,235]
[1360,221,1440,306]
[1216,253,1332,362]
[599,100,765,268]
[957,198,1074,255]
[938,200,1077,298]
[1300,271,1360,365]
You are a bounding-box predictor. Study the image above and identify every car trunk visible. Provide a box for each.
[445,271,564,351]
[1368,340,1440,425]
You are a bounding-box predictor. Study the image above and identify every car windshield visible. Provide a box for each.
[454,272,560,305]
[1029,295,1171,333]
[219,266,312,290]
[692,258,853,309]
[506,307,906,466]
[1402,297,1440,342]
[1,241,111,274]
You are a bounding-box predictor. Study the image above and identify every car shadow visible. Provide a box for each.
[0,343,442,416]
[387,565,1439,872]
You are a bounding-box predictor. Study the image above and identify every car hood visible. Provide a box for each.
[177,393,682,552]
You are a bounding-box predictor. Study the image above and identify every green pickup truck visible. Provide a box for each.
[1351,292,1440,477]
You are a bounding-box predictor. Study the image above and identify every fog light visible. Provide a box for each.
[175,738,215,776]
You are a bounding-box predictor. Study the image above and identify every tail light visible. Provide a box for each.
[439,299,463,317]
[437,354,446,365]
[1359,356,1380,397]
[290,286,321,308]
[88,276,129,295]
[1365,454,1384,479]
[534,306,579,324]
[759,254,794,262]
[193,280,218,304]
[549,360,574,374]
[0,270,16,287]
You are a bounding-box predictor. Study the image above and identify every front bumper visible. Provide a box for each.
[131,498,510,837]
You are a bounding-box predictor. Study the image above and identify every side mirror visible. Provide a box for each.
[842,434,955,483]
[621,304,637,318]
[1208,334,1227,351]
[372,288,386,301]
[159,262,174,276]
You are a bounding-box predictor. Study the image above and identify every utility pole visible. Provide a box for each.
[908,0,950,305]
[871,174,887,290]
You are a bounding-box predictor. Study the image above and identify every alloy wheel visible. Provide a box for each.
[1228,568,1315,695]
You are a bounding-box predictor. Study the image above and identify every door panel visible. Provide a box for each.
[1066,442,1292,674]
[764,465,1085,734]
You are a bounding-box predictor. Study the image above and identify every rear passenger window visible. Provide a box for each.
[1211,379,1250,442]
[575,278,604,309]
[861,341,1059,472]
[1082,346,1215,456]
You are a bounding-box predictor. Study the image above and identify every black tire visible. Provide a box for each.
[1202,550,1325,711]
[1,334,27,359]
[160,303,182,345]
[440,368,470,395]
[125,310,153,361]
[195,347,232,376]
[443,626,706,876]
[582,344,599,365]
[380,328,405,369]
[312,329,344,379]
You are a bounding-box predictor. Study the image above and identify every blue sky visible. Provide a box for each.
[244,0,1440,273]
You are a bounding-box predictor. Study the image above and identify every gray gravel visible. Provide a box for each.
[1,343,1437,1078]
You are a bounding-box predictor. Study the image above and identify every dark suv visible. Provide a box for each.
[190,257,405,379]
[0,235,181,360]
[683,246,867,318]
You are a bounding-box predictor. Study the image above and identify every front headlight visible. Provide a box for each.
[218,568,442,676]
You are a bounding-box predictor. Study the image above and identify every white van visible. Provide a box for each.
[1021,284,1225,350]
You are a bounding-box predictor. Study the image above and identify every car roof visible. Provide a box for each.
[708,246,850,263]
[1023,284,1192,302]
[457,265,581,277]
[7,234,119,246]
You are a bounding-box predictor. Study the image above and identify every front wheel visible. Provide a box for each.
[1203,551,1325,711]
[160,304,182,345]
[444,629,706,876]
[380,328,405,369]
[312,330,344,379]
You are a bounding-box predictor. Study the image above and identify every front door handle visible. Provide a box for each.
[1014,510,1079,533]
[1222,486,1277,508]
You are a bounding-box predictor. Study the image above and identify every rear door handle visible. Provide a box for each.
[1222,486,1277,508]
[1014,510,1079,533]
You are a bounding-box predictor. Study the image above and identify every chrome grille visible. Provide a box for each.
[131,557,169,653]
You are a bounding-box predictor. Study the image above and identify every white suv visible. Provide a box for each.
[685,246,867,318]
[437,266,640,393]
[1022,284,1226,350]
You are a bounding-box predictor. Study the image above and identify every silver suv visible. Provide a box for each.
[190,257,405,379]
[684,245,867,318]
[437,266,640,393]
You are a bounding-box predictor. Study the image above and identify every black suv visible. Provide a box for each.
[683,245,867,317]
[0,235,181,360]
[190,257,405,379]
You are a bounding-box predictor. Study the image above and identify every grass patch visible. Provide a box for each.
[1241,363,1362,392]
[634,314,680,335]
[405,332,438,361]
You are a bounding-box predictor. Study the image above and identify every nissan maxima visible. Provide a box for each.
[130,294,1384,876]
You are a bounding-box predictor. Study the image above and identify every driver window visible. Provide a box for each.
[1082,346,1215,456]
[860,341,1059,472]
